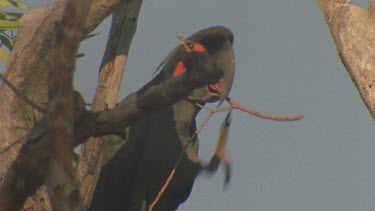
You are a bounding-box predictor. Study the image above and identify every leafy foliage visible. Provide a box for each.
[0,1,97,63]
[0,0,26,62]
[0,0,26,9]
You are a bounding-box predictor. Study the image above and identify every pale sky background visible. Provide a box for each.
[26,0,375,210]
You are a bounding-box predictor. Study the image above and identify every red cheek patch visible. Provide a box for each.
[172,43,205,77]
[173,61,186,77]
[193,43,205,52]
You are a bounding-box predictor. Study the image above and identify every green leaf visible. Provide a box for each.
[0,0,14,7]
[0,0,26,9]
[0,19,18,30]
[4,11,23,20]
[0,9,23,21]
[13,0,27,9]
[0,10,6,19]
[0,31,14,50]
[0,47,9,62]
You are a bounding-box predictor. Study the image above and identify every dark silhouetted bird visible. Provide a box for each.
[90,26,235,211]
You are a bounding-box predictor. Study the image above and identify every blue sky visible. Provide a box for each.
[27,0,375,210]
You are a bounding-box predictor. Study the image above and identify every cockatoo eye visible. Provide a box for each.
[186,41,194,49]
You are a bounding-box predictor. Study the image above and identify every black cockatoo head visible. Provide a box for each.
[152,26,235,105]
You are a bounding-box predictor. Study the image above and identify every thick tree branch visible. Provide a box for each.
[317,0,375,120]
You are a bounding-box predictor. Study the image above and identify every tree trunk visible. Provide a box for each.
[76,1,143,209]
[317,0,375,119]
[45,0,89,210]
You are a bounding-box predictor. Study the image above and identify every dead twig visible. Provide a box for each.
[227,97,303,121]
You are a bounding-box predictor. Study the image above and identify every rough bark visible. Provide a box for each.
[45,0,89,210]
[317,0,375,119]
[76,1,143,209]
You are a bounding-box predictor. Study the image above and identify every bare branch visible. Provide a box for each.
[148,169,176,211]
[228,97,303,121]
